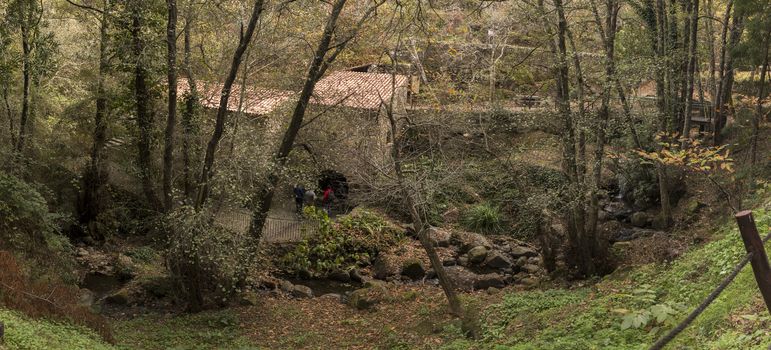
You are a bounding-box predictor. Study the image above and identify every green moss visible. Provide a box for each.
[0,309,112,350]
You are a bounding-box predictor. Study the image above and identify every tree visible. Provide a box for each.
[163,0,178,211]
[7,0,43,154]
[246,0,386,240]
[128,0,162,210]
[194,0,265,208]
[65,0,114,240]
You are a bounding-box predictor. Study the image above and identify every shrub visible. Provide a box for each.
[0,172,61,252]
[165,206,257,311]
[0,251,113,342]
[0,172,74,276]
[462,203,504,234]
[282,207,403,277]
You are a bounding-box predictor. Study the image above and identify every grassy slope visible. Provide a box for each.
[0,309,111,350]
[447,187,771,350]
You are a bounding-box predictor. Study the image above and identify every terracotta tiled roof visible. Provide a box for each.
[177,78,294,116]
[311,71,409,110]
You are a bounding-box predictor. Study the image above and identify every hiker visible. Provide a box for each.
[322,186,335,215]
[304,188,317,208]
[293,184,305,214]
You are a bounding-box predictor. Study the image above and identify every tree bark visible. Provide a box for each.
[130,0,161,210]
[181,8,197,200]
[751,32,769,165]
[16,3,32,154]
[681,0,699,144]
[79,1,111,236]
[715,9,744,142]
[2,83,15,148]
[163,0,178,211]
[195,0,265,209]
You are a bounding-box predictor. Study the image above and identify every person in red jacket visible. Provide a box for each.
[322,186,335,215]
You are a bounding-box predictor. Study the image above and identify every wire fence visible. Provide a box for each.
[214,209,319,243]
[649,210,771,350]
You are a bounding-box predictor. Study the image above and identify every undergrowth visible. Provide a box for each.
[448,188,771,349]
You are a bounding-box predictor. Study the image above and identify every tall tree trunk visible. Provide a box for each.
[131,1,161,210]
[247,0,385,240]
[16,11,31,153]
[714,8,744,143]
[182,9,197,199]
[712,0,735,143]
[751,32,770,165]
[706,0,717,109]
[79,2,111,237]
[195,0,265,208]
[163,0,178,211]
[2,83,15,147]
[654,0,673,226]
[681,0,699,144]
[385,94,462,316]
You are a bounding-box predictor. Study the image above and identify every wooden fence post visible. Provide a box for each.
[0,320,4,344]
[735,210,771,315]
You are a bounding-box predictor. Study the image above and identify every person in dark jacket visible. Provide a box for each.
[293,184,306,214]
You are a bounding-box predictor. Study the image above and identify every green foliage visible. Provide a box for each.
[0,308,112,350]
[113,309,257,350]
[0,172,73,274]
[462,202,504,234]
[125,246,157,264]
[282,207,403,277]
[462,198,771,349]
[165,206,257,310]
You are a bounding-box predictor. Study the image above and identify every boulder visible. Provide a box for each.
[363,279,387,289]
[349,269,365,283]
[319,293,342,302]
[509,245,538,258]
[458,256,469,267]
[630,212,652,228]
[105,289,131,305]
[428,227,452,247]
[519,277,539,286]
[328,270,351,283]
[279,280,294,293]
[140,277,174,299]
[373,254,401,280]
[348,287,384,310]
[473,273,506,290]
[522,264,541,274]
[444,266,479,292]
[401,259,426,280]
[238,292,260,306]
[468,246,488,264]
[291,285,314,299]
[451,231,491,252]
[77,289,95,308]
[483,251,512,269]
[515,256,528,267]
[442,256,457,266]
[442,208,461,224]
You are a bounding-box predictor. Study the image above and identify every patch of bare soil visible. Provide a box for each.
[238,285,502,349]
